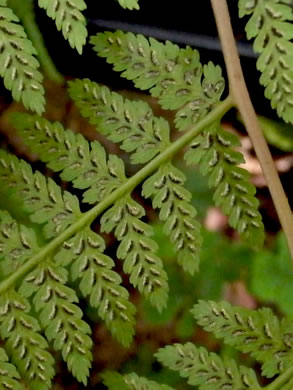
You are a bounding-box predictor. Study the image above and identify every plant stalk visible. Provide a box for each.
[0,97,233,294]
[264,366,293,390]
[210,0,293,259]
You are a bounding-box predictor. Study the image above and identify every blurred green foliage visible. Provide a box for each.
[250,233,293,317]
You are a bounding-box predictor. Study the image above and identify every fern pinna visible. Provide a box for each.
[103,301,293,390]
[238,0,293,123]
[0,0,140,116]
[0,30,265,388]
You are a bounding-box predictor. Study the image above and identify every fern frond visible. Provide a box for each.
[0,150,81,239]
[116,0,139,10]
[102,371,174,390]
[0,289,55,390]
[155,342,261,389]
[55,227,136,347]
[0,211,38,277]
[185,123,265,247]
[68,79,171,165]
[0,347,24,390]
[0,2,44,114]
[192,300,293,378]
[90,31,225,130]
[11,113,127,203]
[239,0,293,123]
[0,152,136,352]
[67,80,202,272]
[101,195,169,311]
[19,259,92,385]
[37,0,87,54]
[12,113,169,310]
[142,162,202,274]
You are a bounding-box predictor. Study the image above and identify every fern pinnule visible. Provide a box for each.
[238,0,293,123]
[0,289,55,390]
[116,0,139,10]
[90,31,224,131]
[37,0,87,54]
[0,347,23,390]
[55,227,136,347]
[102,371,174,390]
[185,124,265,247]
[0,211,38,278]
[68,79,171,165]
[192,300,293,378]
[0,1,44,114]
[101,195,169,311]
[0,150,81,239]
[142,162,202,275]
[155,342,261,390]
[19,259,93,385]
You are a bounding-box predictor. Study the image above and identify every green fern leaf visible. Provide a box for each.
[68,79,171,164]
[12,113,169,311]
[55,227,136,347]
[116,0,139,10]
[0,2,44,114]
[37,0,87,54]
[67,81,202,273]
[185,123,265,247]
[90,31,224,130]
[0,289,55,390]
[155,342,261,389]
[102,371,174,390]
[0,347,24,390]
[239,0,293,123]
[142,162,202,274]
[0,151,81,239]
[0,211,38,278]
[192,300,293,378]
[19,259,92,385]
[101,195,169,311]
[11,113,126,203]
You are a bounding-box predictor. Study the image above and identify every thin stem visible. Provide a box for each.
[264,366,293,390]
[210,0,293,259]
[0,97,233,295]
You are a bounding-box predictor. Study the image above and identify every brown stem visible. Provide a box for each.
[210,0,293,259]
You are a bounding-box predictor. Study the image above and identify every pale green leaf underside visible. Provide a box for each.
[0,3,44,114]
[37,0,87,54]
[19,259,93,385]
[68,80,202,273]
[68,78,171,164]
[192,300,293,378]
[142,162,202,274]
[156,342,261,389]
[0,210,38,278]
[0,150,81,239]
[239,0,293,123]
[0,346,24,390]
[91,31,225,131]
[0,289,55,390]
[12,113,169,311]
[102,371,174,390]
[101,195,169,311]
[185,123,265,247]
[55,227,136,347]
[116,0,139,10]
